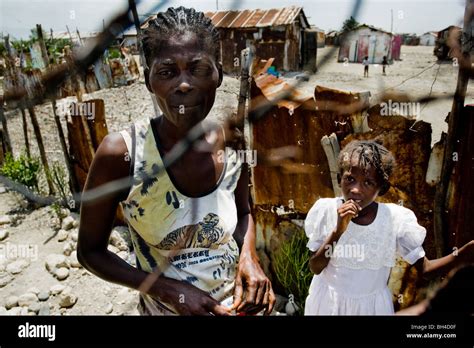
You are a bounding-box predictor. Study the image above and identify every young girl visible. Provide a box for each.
[304,140,474,315]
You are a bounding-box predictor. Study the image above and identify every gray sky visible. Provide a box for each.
[0,0,465,40]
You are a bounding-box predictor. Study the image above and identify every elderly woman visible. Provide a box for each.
[77,6,275,315]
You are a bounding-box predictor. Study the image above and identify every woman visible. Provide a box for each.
[77,6,275,315]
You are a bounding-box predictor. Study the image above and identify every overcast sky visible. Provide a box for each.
[0,0,466,39]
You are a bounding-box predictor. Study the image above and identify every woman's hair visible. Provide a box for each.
[337,140,395,195]
[140,6,220,69]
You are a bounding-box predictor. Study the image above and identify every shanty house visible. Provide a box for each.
[434,26,462,60]
[204,6,316,73]
[338,25,401,64]
[419,32,437,46]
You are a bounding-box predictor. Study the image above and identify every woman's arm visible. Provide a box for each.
[231,163,275,315]
[77,133,229,315]
[414,240,474,279]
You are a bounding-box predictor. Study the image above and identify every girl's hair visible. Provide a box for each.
[337,140,395,195]
[140,6,220,69]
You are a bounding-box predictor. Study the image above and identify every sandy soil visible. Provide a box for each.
[0,45,470,315]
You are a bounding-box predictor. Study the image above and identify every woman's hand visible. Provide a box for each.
[150,278,231,316]
[336,199,362,234]
[232,251,275,315]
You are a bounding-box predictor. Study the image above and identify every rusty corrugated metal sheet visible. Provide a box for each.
[204,6,306,28]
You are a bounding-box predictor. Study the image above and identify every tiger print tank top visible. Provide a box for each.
[119,117,242,315]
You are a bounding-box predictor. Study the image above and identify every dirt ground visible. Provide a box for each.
[0,45,470,315]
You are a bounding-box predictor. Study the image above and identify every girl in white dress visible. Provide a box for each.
[304,140,474,315]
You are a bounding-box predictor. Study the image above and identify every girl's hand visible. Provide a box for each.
[336,199,362,234]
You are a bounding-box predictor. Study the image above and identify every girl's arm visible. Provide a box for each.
[77,133,230,315]
[231,163,275,315]
[309,199,361,275]
[414,240,474,279]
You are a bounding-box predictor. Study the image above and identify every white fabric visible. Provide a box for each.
[304,197,426,315]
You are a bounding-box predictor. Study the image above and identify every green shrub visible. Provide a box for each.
[272,227,313,315]
[0,152,41,192]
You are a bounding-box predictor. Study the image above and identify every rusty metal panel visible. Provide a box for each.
[216,10,241,28]
[230,9,254,28]
[273,6,301,26]
[241,9,267,28]
[256,9,281,27]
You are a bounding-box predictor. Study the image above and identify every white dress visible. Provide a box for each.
[304,198,426,315]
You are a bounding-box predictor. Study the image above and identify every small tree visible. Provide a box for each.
[342,16,360,32]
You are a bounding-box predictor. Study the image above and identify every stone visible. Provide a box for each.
[57,229,69,242]
[0,306,7,315]
[0,215,11,226]
[0,273,13,288]
[5,296,19,309]
[7,307,22,315]
[45,254,69,273]
[20,307,29,315]
[61,216,75,231]
[70,230,78,242]
[6,259,29,274]
[38,304,50,316]
[55,267,69,280]
[0,186,6,194]
[50,284,66,295]
[108,245,119,254]
[17,293,38,307]
[105,303,113,314]
[63,242,73,256]
[28,302,41,313]
[38,291,50,301]
[59,291,77,308]
[117,251,129,261]
[69,251,82,268]
[0,229,8,241]
[26,287,40,295]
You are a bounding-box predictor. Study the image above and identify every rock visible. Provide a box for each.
[0,215,11,226]
[6,259,29,274]
[0,306,7,315]
[69,251,82,268]
[285,300,299,316]
[61,216,75,231]
[63,242,73,256]
[108,245,119,254]
[5,296,19,309]
[59,291,77,308]
[0,273,14,288]
[38,304,50,316]
[57,229,69,242]
[28,302,41,313]
[17,293,38,307]
[70,230,78,242]
[50,284,66,295]
[20,307,29,315]
[55,267,70,280]
[7,307,22,315]
[38,291,50,301]
[27,287,40,295]
[0,186,6,194]
[117,251,129,260]
[112,226,132,247]
[0,229,8,241]
[105,303,113,314]
[45,254,69,273]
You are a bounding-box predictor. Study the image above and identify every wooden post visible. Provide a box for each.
[20,108,31,157]
[236,45,255,149]
[433,0,473,257]
[27,106,55,194]
[36,24,49,66]
[0,102,13,155]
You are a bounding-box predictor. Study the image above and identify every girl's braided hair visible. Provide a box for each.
[337,140,395,195]
[140,6,220,69]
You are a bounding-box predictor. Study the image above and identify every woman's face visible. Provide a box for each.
[146,32,222,130]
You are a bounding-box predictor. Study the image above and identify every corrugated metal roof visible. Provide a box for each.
[205,6,309,28]
[141,6,309,30]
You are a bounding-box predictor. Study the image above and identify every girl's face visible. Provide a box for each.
[146,32,222,130]
[340,164,382,210]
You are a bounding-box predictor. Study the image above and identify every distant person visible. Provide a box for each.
[362,56,369,77]
[382,56,388,76]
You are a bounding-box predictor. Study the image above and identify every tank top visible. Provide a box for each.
[119,117,242,314]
